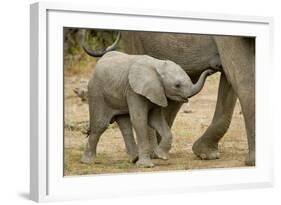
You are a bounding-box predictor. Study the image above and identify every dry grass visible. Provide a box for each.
[64,69,247,176]
[64,60,95,77]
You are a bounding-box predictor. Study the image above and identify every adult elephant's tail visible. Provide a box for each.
[82,30,121,57]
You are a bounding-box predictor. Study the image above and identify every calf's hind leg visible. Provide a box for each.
[81,101,112,164]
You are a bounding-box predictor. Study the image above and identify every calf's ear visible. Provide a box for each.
[128,61,168,107]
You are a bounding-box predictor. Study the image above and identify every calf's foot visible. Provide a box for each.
[136,158,154,168]
[153,147,169,160]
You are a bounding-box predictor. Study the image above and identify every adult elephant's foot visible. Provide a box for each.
[136,158,154,168]
[80,151,95,164]
[153,147,169,160]
[192,139,220,160]
[245,151,255,166]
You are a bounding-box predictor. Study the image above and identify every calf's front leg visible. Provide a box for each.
[115,115,138,163]
[149,108,173,160]
[127,90,154,168]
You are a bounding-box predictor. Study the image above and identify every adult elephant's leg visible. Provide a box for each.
[214,37,255,166]
[237,89,255,166]
[192,73,237,160]
[115,115,138,163]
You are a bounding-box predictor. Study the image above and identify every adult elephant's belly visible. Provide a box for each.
[128,32,223,76]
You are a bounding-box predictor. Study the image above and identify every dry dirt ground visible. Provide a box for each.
[64,70,247,176]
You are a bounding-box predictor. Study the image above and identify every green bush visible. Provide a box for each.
[63,28,120,71]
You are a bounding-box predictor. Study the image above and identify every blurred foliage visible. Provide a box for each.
[63,28,121,72]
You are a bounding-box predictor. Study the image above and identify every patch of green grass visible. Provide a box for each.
[64,147,114,175]
[64,146,137,175]
[116,161,131,169]
[78,144,85,151]
[64,162,69,173]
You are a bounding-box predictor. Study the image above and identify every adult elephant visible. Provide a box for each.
[83,31,255,166]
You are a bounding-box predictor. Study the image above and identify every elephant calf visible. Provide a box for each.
[81,51,213,167]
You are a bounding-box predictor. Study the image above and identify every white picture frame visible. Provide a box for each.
[30,1,274,202]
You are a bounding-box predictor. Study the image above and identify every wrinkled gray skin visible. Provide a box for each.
[83,31,255,166]
[80,51,213,167]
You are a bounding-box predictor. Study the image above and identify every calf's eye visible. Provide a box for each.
[175,83,181,88]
